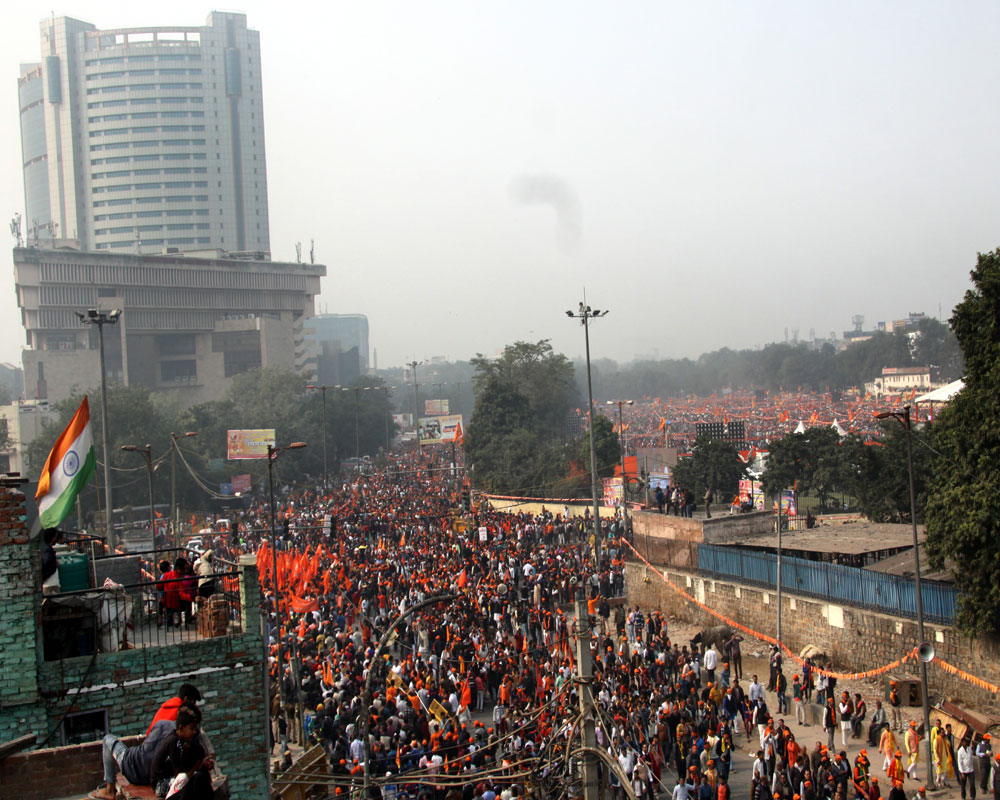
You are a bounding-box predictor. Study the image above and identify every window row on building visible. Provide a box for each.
[92,167,209,178]
[38,262,309,291]
[87,98,203,118]
[95,237,211,250]
[39,284,310,310]
[93,181,210,193]
[94,222,211,234]
[90,139,206,150]
[84,53,203,67]
[94,209,210,221]
[86,82,203,94]
[93,195,209,208]
[86,68,202,80]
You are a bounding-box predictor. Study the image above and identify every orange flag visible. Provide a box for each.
[456,569,468,588]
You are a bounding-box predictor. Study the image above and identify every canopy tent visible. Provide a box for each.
[915,378,965,405]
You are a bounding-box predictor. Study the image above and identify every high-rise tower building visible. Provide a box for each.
[17,12,269,254]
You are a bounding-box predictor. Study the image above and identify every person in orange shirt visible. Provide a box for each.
[888,750,905,785]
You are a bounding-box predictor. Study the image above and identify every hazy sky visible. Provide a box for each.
[1,2,996,369]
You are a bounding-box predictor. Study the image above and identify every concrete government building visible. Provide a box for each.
[18,11,268,253]
[14,246,325,405]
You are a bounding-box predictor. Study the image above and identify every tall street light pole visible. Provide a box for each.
[170,431,197,547]
[406,361,422,453]
[877,405,934,782]
[381,386,394,453]
[266,441,307,748]
[76,308,121,549]
[306,385,330,489]
[120,444,153,544]
[607,399,633,530]
[566,301,608,565]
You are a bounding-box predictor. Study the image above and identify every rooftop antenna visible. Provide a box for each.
[309,238,315,264]
[295,242,302,263]
[9,214,22,247]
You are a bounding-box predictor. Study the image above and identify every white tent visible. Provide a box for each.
[793,420,806,434]
[831,419,847,437]
[914,379,965,405]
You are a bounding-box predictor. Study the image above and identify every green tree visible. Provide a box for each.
[672,436,747,501]
[471,340,577,433]
[911,317,965,381]
[761,426,845,508]
[466,342,579,496]
[582,414,621,479]
[926,248,1000,634]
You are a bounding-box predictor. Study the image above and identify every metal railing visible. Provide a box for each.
[41,570,244,660]
[697,543,958,624]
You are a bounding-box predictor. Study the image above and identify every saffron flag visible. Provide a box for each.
[453,420,464,447]
[35,397,96,529]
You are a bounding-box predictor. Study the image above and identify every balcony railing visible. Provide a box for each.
[41,569,243,661]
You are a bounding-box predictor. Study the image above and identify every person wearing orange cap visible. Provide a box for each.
[881,725,899,773]
[839,691,855,747]
[978,733,993,793]
[793,675,808,726]
[824,697,839,751]
[887,779,907,800]
[888,750,905,785]
[905,722,921,782]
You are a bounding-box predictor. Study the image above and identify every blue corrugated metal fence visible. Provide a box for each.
[697,544,957,624]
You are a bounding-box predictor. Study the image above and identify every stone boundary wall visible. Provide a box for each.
[624,559,1000,713]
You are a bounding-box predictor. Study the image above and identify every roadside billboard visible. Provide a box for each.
[227,429,275,460]
[425,399,449,416]
[231,474,252,493]
[392,413,414,429]
[418,414,463,444]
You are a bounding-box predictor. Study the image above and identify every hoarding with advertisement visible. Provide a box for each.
[602,477,623,507]
[227,429,276,460]
[418,414,463,444]
[425,399,449,416]
[392,413,413,429]
[738,479,765,510]
[231,474,252,493]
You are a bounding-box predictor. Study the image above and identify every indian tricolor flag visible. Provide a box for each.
[35,397,96,528]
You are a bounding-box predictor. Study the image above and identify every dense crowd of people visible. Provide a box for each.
[102,446,997,800]
[594,391,919,455]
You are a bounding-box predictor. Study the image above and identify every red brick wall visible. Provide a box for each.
[0,736,141,800]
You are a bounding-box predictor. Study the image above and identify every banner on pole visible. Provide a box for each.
[227,429,276,460]
[418,414,464,444]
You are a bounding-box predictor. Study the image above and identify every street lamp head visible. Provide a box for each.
[565,310,574,317]
[288,442,308,450]
[108,309,121,321]
[626,399,634,405]
[120,445,137,452]
[87,308,98,319]
[75,311,86,322]
[183,431,197,438]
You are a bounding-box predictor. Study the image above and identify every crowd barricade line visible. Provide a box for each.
[619,538,998,693]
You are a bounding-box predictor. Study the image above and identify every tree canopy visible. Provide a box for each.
[926,248,1000,634]
[466,340,586,496]
[24,368,394,527]
[672,435,747,500]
